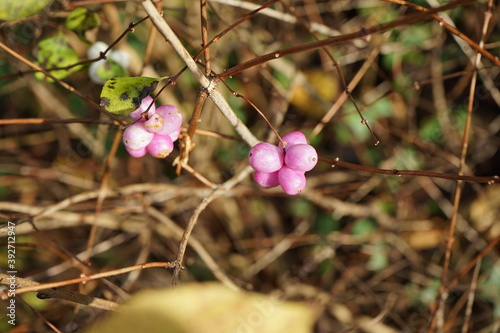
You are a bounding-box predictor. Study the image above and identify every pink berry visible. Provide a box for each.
[129,96,156,121]
[248,142,284,173]
[126,146,147,158]
[284,144,318,172]
[123,122,154,151]
[156,105,182,136]
[253,171,280,189]
[278,131,308,151]
[167,129,180,141]
[278,166,306,195]
[144,113,164,133]
[147,134,174,158]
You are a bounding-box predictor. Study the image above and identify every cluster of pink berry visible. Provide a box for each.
[248,131,318,195]
[122,96,182,158]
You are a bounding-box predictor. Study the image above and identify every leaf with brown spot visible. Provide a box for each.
[99,76,169,114]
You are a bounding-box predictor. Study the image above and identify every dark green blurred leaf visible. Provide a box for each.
[419,116,442,143]
[313,213,340,234]
[351,218,377,236]
[288,199,312,218]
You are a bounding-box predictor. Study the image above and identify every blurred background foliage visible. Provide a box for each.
[0,0,499,332]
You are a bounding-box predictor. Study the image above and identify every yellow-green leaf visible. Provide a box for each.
[99,76,168,114]
[35,35,82,81]
[85,283,317,333]
[0,0,51,21]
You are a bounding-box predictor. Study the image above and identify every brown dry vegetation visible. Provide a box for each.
[0,0,500,332]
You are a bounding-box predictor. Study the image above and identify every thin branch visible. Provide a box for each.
[277,0,380,144]
[429,1,495,330]
[84,130,122,264]
[0,262,175,298]
[200,0,211,75]
[199,0,280,59]
[460,258,481,333]
[146,207,240,291]
[0,274,119,311]
[322,157,499,184]
[217,0,482,79]
[0,42,126,126]
[220,81,284,145]
[174,89,211,176]
[171,166,253,286]
[141,0,259,147]
[210,0,341,36]
[382,0,499,66]
[0,118,119,126]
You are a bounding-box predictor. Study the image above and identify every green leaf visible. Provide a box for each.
[35,35,82,81]
[84,283,317,333]
[351,218,377,236]
[65,7,100,32]
[95,59,128,83]
[0,0,51,21]
[65,7,100,42]
[99,76,168,114]
[368,241,388,271]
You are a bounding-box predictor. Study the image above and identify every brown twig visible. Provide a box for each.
[278,0,380,145]
[200,0,211,75]
[139,2,162,75]
[171,166,253,286]
[217,0,481,79]
[0,262,176,298]
[321,157,499,184]
[0,118,119,126]
[460,258,482,333]
[0,274,119,311]
[220,81,284,146]
[194,0,280,62]
[382,0,499,66]
[142,0,259,147]
[84,130,122,265]
[427,1,495,331]
[175,89,210,175]
[0,42,126,126]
